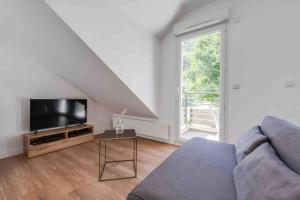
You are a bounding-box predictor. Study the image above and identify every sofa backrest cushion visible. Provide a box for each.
[234,142,300,200]
[261,116,300,174]
[235,126,268,163]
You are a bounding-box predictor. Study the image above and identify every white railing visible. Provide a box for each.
[182,92,219,131]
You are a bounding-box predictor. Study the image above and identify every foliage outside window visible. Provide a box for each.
[182,32,221,105]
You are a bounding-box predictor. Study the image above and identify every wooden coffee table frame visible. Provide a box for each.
[98,131,137,182]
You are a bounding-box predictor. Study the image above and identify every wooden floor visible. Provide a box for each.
[0,138,178,200]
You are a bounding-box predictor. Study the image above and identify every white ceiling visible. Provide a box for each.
[108,0,215,37]
[182,0,215,9]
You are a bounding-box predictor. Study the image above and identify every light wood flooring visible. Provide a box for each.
[0,138,178,200]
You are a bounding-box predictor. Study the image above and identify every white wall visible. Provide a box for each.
[159,30,179,142]
[0,65,112,159]
[2,0,300,158]
[0,0,113,159]
[1,0,155,119]
[45,0,161,117]
[160,0,300,143]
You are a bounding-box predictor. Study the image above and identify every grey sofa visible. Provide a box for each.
[127,116,300,200]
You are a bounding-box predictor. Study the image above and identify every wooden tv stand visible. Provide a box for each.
[24,124,95,158]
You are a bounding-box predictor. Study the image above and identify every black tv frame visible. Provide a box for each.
[30,98,87,133]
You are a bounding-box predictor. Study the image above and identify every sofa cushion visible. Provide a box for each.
[261,116,300,174]
[235,126,268,163]
[234,142,300,200]
[127,138,237,200]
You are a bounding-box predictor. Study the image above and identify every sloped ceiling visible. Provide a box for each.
[44,0,162,117]
[108,0,216,37]
[182,0,216,9]
[39,0,215,119]
[17,0,157,118]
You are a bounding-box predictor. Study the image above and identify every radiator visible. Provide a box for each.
[112,115,169,140]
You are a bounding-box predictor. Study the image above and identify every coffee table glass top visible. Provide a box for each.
[99,129,137,140]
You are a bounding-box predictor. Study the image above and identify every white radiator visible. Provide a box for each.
[112,115,169,140]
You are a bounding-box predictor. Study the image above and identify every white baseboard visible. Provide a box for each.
[0,148,23,160]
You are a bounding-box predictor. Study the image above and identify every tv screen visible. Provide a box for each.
[30,99,87,131]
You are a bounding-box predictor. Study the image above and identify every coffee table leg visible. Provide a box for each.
[99,138,137,181]
[134,138,137,177]
[106,141,108,164]
[99,140,101,181]
[136,138,138,176]
[99,140,107,181]
[132,139,136,178]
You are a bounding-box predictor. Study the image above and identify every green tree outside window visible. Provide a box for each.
[182,32,221,105]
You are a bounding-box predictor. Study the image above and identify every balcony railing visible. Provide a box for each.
[182,92,220,134]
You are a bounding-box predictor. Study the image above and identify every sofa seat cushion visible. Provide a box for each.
[261,116,300,174]
[234,142,300,200]
[235,126,268,163]
[127,138,237,200]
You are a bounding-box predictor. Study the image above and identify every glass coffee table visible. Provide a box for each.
[98,129,137,182]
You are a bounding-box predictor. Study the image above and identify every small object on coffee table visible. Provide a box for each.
[114,108,127,134]
[98,129,137,182]
[115,118,125,134]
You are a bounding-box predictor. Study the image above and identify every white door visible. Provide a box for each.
[177,25,226,142]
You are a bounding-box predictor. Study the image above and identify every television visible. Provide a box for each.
[30,99,87,131]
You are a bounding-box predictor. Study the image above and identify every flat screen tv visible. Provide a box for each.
[30,99,87,131]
